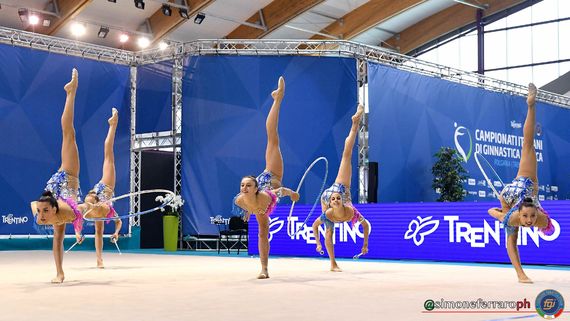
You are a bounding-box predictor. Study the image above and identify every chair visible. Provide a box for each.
[218,216,248,254]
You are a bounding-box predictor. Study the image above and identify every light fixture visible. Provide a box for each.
[119,33,129,43]
[137,36,150,48]
[161,4,171,16]
[158,41,168,50]
[70,22,86,37]
[28,14,40,25]
[194,12,205,24]
[178,8,189,19]
[98,26,110,38]
[134,0,145,10]
[18,8,28,22]
[108,0,116,2]
[42,17,51,27]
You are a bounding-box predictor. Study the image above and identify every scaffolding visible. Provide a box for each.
[2,25,570,236]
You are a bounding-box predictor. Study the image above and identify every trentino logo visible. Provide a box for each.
[454,122,472,162]
[268,217,284,241]
[404,216,440,246]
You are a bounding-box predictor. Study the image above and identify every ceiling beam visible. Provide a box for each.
[226,0,324,39]
[311,0,427,40]
[383,0,526,54]
[146,0,215,46]
[26,0,92,35]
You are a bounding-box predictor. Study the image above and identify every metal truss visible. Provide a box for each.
[0,26,134,65]
[135,39,570,108]
[172,57,184,249]
[356,58,369,203]
[129,67,141,228]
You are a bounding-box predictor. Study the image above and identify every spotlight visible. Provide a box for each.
[161,4,171,16]
[70,22,86,37]
[28,14,40,25]
[137,36,150,49]
[98,26,110,38]
[178,8,189,19]
[194,12,205,24]
[42,17,51,27]
[134,0,145,10]
[18,8,28,22]
[119,33,129,43]
[158,41,168,50]
[108,0,116,2]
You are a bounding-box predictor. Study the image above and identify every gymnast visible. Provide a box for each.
[312,104,370,272]
[31,68,86,283]
[487,83,553,283]
[83,108,122,268]
[233,76,299,279]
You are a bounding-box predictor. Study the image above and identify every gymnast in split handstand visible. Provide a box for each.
[312,104,370,272]
[31,68,86,283]
[233,76,300,279]
[83,108,122,269]
[487,83,554,283]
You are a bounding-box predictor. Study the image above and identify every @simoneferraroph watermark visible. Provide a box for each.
[423,298,533,313]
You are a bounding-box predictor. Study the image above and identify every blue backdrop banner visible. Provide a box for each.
[368,63,570,202]
[0,44,131,236]
[136,61,173,133]
[181,56,357,235]
[249,201,570,265]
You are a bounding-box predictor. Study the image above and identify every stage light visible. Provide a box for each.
[158,41,168,50]
[42,17,51,27]
[108,0,116,2]
[134,0,145,10]
[178,8,189,19]
[119,33,129,43]
[70,22,86,37]
[98,26,110,38]
[28,14,40,25]
[161,4,171,16]
[194,12,205,24]
[137,36,150,49]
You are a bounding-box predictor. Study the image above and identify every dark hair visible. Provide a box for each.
[242,175,259,194]
[518,197,536,211]
[38,191,59,212]
[86,190,100,203]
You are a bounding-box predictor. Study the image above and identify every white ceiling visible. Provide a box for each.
[0,0,463,50]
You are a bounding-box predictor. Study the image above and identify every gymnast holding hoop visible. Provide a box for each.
[82,108,122,268]
[311,104,370,272]
[487,83,553,283]
[233,76,300,279]
[30,69,89,283]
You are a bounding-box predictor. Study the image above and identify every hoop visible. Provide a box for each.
[474,152,505,198]
[83,189,176,221]
[287,157,328,238]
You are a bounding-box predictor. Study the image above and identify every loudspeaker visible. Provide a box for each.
[367,162,378,203]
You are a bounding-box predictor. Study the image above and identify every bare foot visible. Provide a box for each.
[271,76,285,101]
[518,275,533,284]
[257,270,270,279]
[51,274,65,283]
[352,104,364,125]
[330,266,343,272]
[108,107,118,126]
[527,83,537,107]
[97,259,104,269]
[64,68,78,94]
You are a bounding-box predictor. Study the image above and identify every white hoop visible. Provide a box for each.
[83,189,176,221]
[287,157,328,238]
[474,152,505,198]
